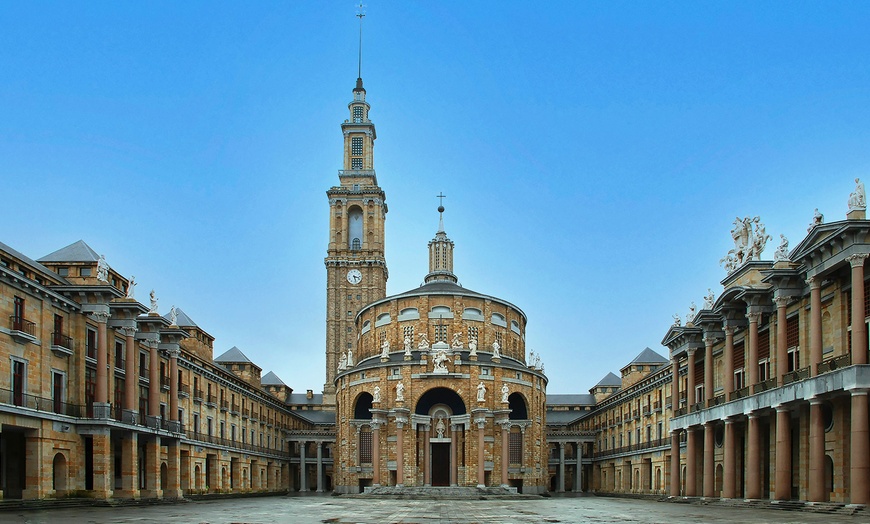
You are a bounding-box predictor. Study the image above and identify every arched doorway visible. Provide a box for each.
[195,464,202,490]
[52,453,68,494]
[415,388,467,487]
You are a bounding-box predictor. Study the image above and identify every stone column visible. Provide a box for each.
[165,440,182,499]
[395,422,404,487]
[746,413,761,499]
[422,425,431,486]
[808,399,825,502]
[501,424,510,487]
[723,419,736,499]
[849,254,869,365]
[686,349,696,409]
[92,430,113,499]
[703,422,715,498]
[685,428,697,497]
[117,433,139,499]
[122,327,138,412]
[670,431,680,496]
[851,389,870,504]
[704,336,714,406]
[774,405,791,500]
[372,424,381,487]
[558,442,566,492]
[316,441,324,492]
[724,327,735,399]
[808,277,822,376]
[92,311,111,410]
[142,436,161,498]
[476,419,486,488]
[575,441,583,492]
[671,359,680,412]
[299,441,308,491]
[149,340,160,418]
[774,296,789,384]
[747,312,761,386]
[450,425,458,486]
[169,348,179,424]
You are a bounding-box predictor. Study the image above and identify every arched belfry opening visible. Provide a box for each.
[354,392,374,419]
[348,206,363,250]
[508,392,528,420]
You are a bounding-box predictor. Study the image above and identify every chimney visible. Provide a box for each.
[306,389,313,400]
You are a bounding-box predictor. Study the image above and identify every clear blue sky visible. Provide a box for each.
[2,2,869,394]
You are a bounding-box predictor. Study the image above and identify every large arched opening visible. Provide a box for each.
[52,452,68,494]
[415,388,467,487]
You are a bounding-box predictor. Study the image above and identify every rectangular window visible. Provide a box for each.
[359,429,373,463]
[351,158,363,169]
[115,340,125,369]
[220,421,225,439]
[353,106,363,121]
[193,413,200,433]
[434,324,447,343]
[12,359,26,406]
[207,417,213,437]
[351,136,363,155]
[509,431,522,464]
[758,358,770,382]
[786,314,800,372]
[87,328,97,359]
[695,384,704,404]
[53,370,65,414]
[139,385,148,416]
[85,367,96,415]
[787,346,800,373]
[12,296,25,329]
[57,266,69,277]
[139,352,148,377]
[734,368,745,390]
[80,267,92,276]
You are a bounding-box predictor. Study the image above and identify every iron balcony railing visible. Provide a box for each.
[0,386,83,417]
[185,430,286,457]
[51,332,73,349]
[10,315,36,336]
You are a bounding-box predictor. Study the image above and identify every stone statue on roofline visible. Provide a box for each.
[468,334,478,356]
[338,353,347,371]
[774,234,790,262]
[126,275,136,299]
[686,302,697,325]
[169,305,178,326]
[703,288,715,310]
[149,289,159,314]
[849,178,866,210]
[673,314,681,327]
[347,348,354,367]
[96,254,109,282]
[380,338,390,358]
[808,208,824,232]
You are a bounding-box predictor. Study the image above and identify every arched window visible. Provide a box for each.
[354,392,374,419]
[462,308,483,321]
[510,320,520,334]
[375,313,391,327]
[428,306,454,319]
[348,206,363,250]
[361,320,371,335]
[491,313,507,327]
[398,308,419,321]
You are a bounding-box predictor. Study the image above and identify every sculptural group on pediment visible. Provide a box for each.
[721,216,772,273]
[808,208,824,232]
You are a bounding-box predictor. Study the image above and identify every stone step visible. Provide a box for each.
[358,485,538,500]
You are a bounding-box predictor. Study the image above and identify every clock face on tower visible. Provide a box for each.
[346,269,362,285]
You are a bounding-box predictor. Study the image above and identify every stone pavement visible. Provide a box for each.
[2,494,864,524]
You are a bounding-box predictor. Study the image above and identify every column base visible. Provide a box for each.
[477,484,485,488]
[93,402,112,419]
[87,489,114,501]
[140,489,163,499]
[163,489,183,500]
[113,489,141,500]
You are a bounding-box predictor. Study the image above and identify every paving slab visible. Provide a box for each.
[1,494,862,524]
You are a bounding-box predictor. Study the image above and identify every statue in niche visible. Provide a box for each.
[403,334,412,356]
[169,305,178,326]
[395,381,404,402]
[149,289,159,314]
[808,208,824,231]
[501,384,509,403]
[338,353,347,371]
[372,385,381,403]
[774,234,789,262]
[435,417,446,438]
[96,255,109,282]
[433,349,449,372]
[468,335,478,356]
[673,314,682,327]
[418,332,430,349]
[347,348,354,367]
[491,340,501,359]
[477,381,486,402]
[703,288,715,310]
[686,302,696,325]
[126,275,136,299]
[850,178,866,210]
[451,332,463,349]
[380,338,390,358]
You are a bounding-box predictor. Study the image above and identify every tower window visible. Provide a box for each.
[353,106,363,123]
[352,239,361,250]
[352,137,363,155]
[351,158,363,169]
[435,324,447,343]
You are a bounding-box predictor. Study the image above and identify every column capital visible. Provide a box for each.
[703,334,718,346]
[166,347,181,358]
[746,312,762,324]
[119,326,138,337]
[806,276,821,289]
[724,326,736,336]
[686,347,697,356]
[90,311,110,323]
[847,253,870,267]
[774,404,791,413]
[848,388,870,397]
[809,397,826,406]
[773,296,790,308]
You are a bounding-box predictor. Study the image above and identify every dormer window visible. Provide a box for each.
[353,106,363,123]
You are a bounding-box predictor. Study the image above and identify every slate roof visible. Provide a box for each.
[594,372,622,388]
[0,241,69,283]
[628,347,669,365]
[546,410,591,426]
[361,280,526,322]
[38,240,101,263]
[289,409,336,425]
[288,393,324,406]
[546,394,597,406]
[214,346,253,363]
[261,371,285,386]
[163,308,199,328]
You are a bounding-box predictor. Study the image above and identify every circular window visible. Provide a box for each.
[714,424,725,448]
[822,402,834,433]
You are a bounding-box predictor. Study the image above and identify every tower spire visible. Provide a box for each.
[426,193,457,284]
[356,2,366,81]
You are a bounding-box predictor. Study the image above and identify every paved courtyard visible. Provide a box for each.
[2,495,862,524]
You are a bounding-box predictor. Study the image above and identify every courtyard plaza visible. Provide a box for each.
[2,495,862,524]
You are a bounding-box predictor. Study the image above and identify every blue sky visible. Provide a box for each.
[1,2,869,393]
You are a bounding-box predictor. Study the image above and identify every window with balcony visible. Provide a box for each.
[734,368,745,390]
[758,358,770,382]
[12,359,26,406]
[52,370,65,414]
